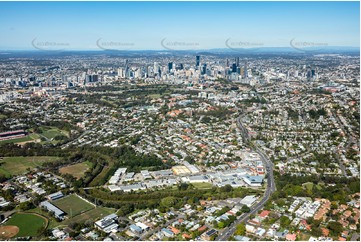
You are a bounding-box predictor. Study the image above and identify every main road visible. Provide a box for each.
[216,116,276,241]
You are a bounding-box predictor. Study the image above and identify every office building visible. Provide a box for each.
[236,57,240,67]
[196,55,200,68]
[232,63,237,73]
[202,64,207,75]
[168,62,173,72]
[243,62,248,78]
[154,62,159,77]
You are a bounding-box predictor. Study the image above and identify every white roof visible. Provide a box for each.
[136,222,149,230]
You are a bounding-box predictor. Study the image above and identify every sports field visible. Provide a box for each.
[0,135,33,144]
[59,161,92,179]
[0,156,60,177]
[0,226,19,239]
[28,205,115,228]
[63,207,116,225]
[40,127,68,139]
[52,194,95,217]
[192,182,213,189]
[4,213,47,237]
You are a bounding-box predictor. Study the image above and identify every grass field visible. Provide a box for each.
[26,207,61,229]
[302,182,314,192]
[0,127,68,145]
[192,182,213,189]
[0,135,33,145]
[63,207,116,225]
[299,232,311,241]
[0,156,60,177]
[59,161,92,179]
[52,194,95,217]
[28,206,115,228]
[4,213,47,237]
[148,94,161,99]
[315,184,322,190]
[40,127,68,140]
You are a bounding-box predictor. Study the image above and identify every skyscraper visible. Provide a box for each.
[202,64,207,75]
[117,68,124,78]
[307,68,312,80]
[147,66,152,77]
[243,62,248,78]
[125,59,129,77]
[93,75,98,82]
[232,63,237,73]
[235,57,240,67]
[154,62,159,76]
[168,62,173,72]
[85,74,98,83]
[196,55,200,68]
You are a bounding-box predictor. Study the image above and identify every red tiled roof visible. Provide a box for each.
[286,233,297,241]
[182,233,192,239]
[321,228,329,236]
[198,225,208,232]
[169,226,180,235]
[259,210,270,218]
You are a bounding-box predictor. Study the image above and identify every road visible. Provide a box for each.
[216,116,276,241]
[139,214,185,240]
[61,130,90,149]
[350,233,360,241]
[236,116,276,194]
[331,113,350,176]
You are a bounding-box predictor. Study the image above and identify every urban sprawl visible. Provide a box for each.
[0,51,359,241]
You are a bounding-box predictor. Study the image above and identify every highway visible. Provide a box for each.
[216,116,276,241]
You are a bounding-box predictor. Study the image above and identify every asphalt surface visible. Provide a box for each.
[216,117,276,241]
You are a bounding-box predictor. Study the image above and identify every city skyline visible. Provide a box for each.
[0,1,359,51]
[0,2,359,240]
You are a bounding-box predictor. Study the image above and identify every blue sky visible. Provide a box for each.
[0,1,359,50]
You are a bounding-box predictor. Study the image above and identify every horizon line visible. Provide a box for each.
[0,46,360,52]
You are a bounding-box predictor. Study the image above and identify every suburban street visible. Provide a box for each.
[139,214,185,240]
[216,116,276,241]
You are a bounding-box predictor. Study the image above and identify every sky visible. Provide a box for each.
[0,1,359,50]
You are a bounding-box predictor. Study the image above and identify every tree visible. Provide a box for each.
[220,184,233,193]
[280,216,291,228]
[276,198,286,207]
[160,196,177,208]
[327,221,343,236]
[184,156,195,164]
[19,201,34,211]
[241,205,251,213]
[68,221,79,230]
[349,181,360,193]
[330,202,338,210]
[218,221,226,229]
[235,223,246,236]
[310,226,322,237]
[210,234,217,241]
[306,217,314,225]
[178,183,189,191]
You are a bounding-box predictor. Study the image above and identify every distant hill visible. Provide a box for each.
[0,46,359,58]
